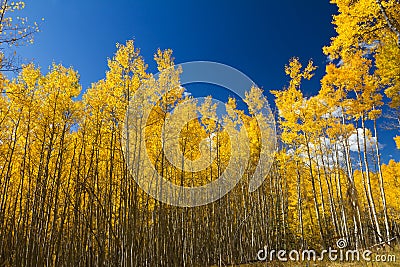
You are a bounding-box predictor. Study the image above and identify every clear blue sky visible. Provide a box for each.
[17,0,400,162]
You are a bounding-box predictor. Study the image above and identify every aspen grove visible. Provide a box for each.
[0,0,399,266]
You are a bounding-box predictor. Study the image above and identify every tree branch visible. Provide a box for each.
[376,0,400,47]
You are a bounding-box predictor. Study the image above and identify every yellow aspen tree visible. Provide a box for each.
[272,58,329,247]
[325,0,400,157]
[0,1,40,71]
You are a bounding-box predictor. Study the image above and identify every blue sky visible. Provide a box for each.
[16,0,400,162]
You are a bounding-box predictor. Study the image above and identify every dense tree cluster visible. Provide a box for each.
[0,0,399,266]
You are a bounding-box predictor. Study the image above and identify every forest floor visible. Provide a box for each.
[214,246,400,266]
